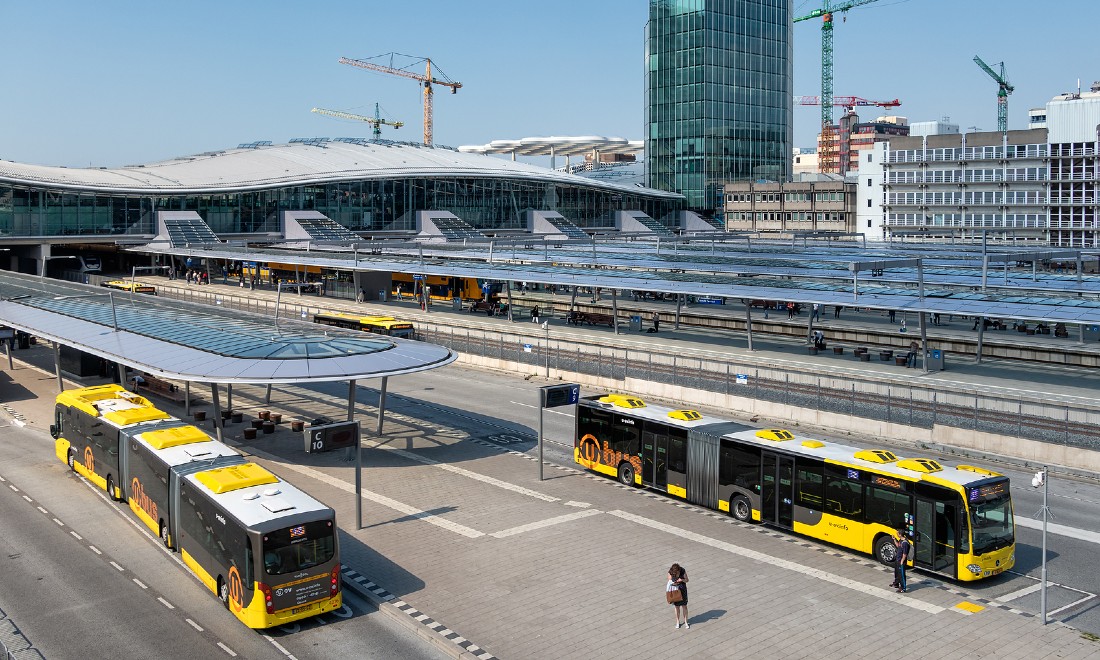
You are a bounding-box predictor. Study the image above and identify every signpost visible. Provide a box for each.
[538,384,579,480]
[303,420,361,454]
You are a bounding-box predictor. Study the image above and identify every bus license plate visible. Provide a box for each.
[291,604,314,615]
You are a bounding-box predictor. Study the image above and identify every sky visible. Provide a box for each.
[0,1,1094,169]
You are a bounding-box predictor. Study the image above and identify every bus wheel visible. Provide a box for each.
[617,462,635,486]
[218,578,230,609]
[873,534,898,566]
[106,475,116,501]
[160,522,171,549]
[67,450,76,472]
[731,495,752,523]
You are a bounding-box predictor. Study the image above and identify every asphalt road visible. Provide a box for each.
[0,422,449,660]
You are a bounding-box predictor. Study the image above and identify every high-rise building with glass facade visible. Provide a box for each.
[645,0,792,215]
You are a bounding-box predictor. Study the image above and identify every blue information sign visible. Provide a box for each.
[541,384,580,408]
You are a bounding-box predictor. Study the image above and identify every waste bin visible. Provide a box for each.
[377,289,387,302]
[629,315,642,332]
[452,298,462,311]
[925,348,945,371]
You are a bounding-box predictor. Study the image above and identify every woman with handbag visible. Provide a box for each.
[666,563,689,629]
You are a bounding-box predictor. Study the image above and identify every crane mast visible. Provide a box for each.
[973,56,1014,134]
[339,55,461,146]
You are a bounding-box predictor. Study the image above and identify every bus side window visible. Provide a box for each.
[795,460,823,509]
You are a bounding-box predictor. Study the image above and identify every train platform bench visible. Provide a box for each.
[566,311,616,328]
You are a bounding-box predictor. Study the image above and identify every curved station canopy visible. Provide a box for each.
[457,136,643,157]
[0,272,455,384]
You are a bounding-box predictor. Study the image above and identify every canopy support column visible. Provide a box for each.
[210,383,223,443]
[745,303,754,352]
[568,286,578,316]
[184,382,191,416]
[54,342,63,392]
[976,319,985,364]
[675,295,683,330]
[611,289,618,335]
[226,383,232,412]
[505,281,513,322]
[265,384,272,404]
[919,311,928,373]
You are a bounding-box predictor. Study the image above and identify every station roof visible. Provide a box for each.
[130,242,1100,325]
[458,136,643,157]
[0,272,455,384]
[0,140,677,198]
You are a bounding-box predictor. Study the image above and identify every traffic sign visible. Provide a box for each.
[541,383,580,408]
[304,420,360,453]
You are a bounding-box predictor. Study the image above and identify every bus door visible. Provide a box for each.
[761,453,794,528]
[914,497,957,575]
[641,424,667,489]
[665,429,688,496]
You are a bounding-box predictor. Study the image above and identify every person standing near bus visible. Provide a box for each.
[667,564,689,629]
[652,311,660,333]
[894,529,911,593]
[530,305,540,323]
[357,288,365,303]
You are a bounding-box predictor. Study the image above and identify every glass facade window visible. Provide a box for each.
[646,0,792,215]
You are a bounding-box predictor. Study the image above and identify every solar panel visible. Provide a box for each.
[294,217,361,243]
[164,217,220,247]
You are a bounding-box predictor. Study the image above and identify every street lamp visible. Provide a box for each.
[1032,467,1051,625]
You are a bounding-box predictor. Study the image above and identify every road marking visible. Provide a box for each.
[609,509,945,614]
[260,633,298,660]
[996,582,1042,603]
[1049,593,1096,617]
[36,506,48,514]
[1016,516,1100,545]
[186,619,204,632]
[258,451,484,539]
[134,578,148,589]
[490,510,601,538]
[52,518,64,526]
[22,494,32,503]
[89,545,102,555]
[70,531,82,541]
[217,642,237,657]
[109,561,125,571]
[564,501,591,508]
[371,442,560,503]
[509,400,574,416]
[157,597,175,609]
[0,475,6,482]
[9,484,18,491]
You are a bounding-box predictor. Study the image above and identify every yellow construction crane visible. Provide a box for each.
[339,54,461,146]
[311,104,404,141]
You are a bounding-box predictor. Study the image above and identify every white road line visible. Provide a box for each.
[490,510,601,538]
[69,531,82,541]
[157,597,175,609]
[217,642,237,657]
[257,451,484,539]
[995,582,1042,603]
[564,501,591,508]
[1016,516,1100,545]
[372,443,560,503]
[186,619,204,632]
[9,484,18,491]
[36,506,48,514]
[134,579,148,589]
[89,545,102,555]
[0,475,6,482]
[1048,593,1097,617]
[609,510,945,614]
[509,400,574,416]
[260,634,298,660]
[21,494,32,502]
[109,561,125,572]
[52,518,64,526]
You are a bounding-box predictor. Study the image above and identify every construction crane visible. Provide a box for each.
[795,96,901,110]
[311,104,404,141]
[973,56,1014,134]
[339,54,461,147]
[795,0,883,172]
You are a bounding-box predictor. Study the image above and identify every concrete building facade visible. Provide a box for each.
[723,180,855,234]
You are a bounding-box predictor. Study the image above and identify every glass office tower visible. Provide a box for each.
[646,0,792,215]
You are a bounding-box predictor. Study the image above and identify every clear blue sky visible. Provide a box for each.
[1,1,1093,168]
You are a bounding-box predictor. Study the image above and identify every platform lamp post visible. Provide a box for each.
[1032,467,1051,625]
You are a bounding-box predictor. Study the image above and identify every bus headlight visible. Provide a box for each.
[966,564,982,576]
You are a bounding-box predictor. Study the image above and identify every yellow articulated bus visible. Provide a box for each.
[313,312,415,339]
[101,280,157,295]
[50,384,342,628]
[390,274,502,302]
[575,393,1015,582]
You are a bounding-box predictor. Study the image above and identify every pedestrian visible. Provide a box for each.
[786,301,795,319]
[811,303,820,321]
[531,305,540,323]
[357,288,365,303]
[932,312,940,326]
[834,305,842,319]
[129,374,146,393]
[906,339,920,368]
[667,563,689,629]
[888,309,896,323]
[651,311,660,333]
[396,284,402,300]
[893,529,911,593]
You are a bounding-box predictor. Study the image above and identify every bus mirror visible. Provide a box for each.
[49,424,58,439]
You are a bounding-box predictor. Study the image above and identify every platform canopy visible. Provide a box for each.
[0,272,455,384]
[458,136,643,157]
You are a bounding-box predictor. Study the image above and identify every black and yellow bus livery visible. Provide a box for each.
[51,384,342,627]
[575,393,1015,582]
[101,279,157,295]
[313,311,415,339]
[390,274,502,302]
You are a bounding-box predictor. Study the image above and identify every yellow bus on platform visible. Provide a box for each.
[50,384,342,628]
[313,312,415,339]
[101,280,157,295]
[575,392,1015,582]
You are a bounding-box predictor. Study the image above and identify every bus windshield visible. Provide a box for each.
[969,493,1014,555]
[263,520,335,576]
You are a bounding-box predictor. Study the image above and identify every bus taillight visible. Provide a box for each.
[330,564,341,595]
[257,582,275,614]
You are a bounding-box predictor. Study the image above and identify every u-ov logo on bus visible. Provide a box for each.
[228,566,245,613]
[83,446,95,473]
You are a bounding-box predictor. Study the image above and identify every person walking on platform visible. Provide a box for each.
[888,309,896,323]
[531,305,540,323]
[811,303,820,322]
[357,288,365,303]
[834,305,842,319]
[786,302,795,319]
[906,339,920,368]
[651,311,661,333]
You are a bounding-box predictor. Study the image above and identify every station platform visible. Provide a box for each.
[3,348,1098,659]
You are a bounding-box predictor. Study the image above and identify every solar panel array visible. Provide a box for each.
[295,216,361,243]
[631,213,676,236]
[430,216,485,241]
[164,217,220,247]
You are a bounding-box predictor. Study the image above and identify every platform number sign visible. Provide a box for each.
[304,420,360,454]
[541,384,580,409]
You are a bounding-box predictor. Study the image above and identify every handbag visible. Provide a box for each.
[666,586,683,604]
